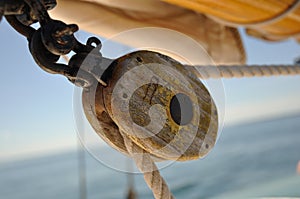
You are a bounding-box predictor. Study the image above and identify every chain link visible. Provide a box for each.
[1,0,300,88]
[1,0,106,88]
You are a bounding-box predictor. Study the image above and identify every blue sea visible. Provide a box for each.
[1,115,300,199]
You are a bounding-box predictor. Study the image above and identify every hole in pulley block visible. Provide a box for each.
[170,93,193,125]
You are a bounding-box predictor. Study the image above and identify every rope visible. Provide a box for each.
[122,63,298,199]
[187,64,300,79]
[112,63,300,199]
[77,140,87,199]
[121,131,174,199]
[126,160,137,199]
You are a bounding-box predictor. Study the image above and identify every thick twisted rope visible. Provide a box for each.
[121,131,174,199]
[120,64,300,199]
[186,64,300,79]
[119,64,300,199]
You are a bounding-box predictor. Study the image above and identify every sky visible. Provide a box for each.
[0,18,300,162]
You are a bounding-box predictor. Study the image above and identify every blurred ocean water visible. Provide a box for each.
[0,115,300,199]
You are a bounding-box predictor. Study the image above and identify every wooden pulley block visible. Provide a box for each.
[82,51,218,161]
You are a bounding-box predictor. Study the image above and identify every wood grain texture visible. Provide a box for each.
[162,0,300,40]
[83,51,218,161]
